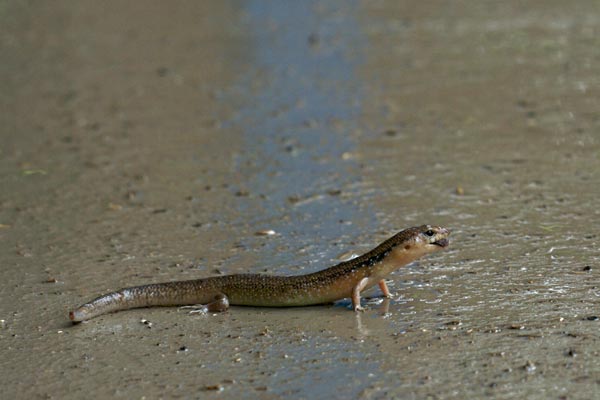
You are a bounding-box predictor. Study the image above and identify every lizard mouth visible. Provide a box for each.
[433,238,449,248]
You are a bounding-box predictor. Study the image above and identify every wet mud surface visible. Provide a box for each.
[2,1,600,399]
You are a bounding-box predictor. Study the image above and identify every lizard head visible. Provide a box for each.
[382,225,451,270]
[392,225,451,256]
[415,225,451,252]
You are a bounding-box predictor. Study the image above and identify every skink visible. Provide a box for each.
[70,225,450,322]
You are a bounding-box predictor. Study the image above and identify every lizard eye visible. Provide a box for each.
[424,229,435,237]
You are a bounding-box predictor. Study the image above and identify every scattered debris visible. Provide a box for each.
[204,384,223,392]
[258,327,271,337]
[255,230,276,236]
[22,169,47,176]
[107,203,122,211]
[140,319,152,328]
[523,360,536,373]
[307,33,319,47]
[442,320,462,331]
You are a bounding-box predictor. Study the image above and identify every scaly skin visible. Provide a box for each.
[69,225,450,322]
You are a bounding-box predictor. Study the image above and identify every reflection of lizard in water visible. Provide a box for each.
[70,225,450,322]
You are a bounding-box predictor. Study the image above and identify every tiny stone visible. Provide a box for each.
[107,203,122,211]
[157,67,168,77]
[307,33,319,46]
[255,230,276,236]
[140,319,152,328]
[524,360,536,373]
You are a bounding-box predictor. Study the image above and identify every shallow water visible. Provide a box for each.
[1,1,600,399]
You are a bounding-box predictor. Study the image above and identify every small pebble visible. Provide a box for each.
[156,67,168,77]
[524,360,536,373]
[107,202,122,211]
[255,230,276,236]
[140,319,152,328]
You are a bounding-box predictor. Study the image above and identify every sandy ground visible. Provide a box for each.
[2,1,600,399]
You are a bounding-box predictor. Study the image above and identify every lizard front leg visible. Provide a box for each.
[352,277,370,312]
